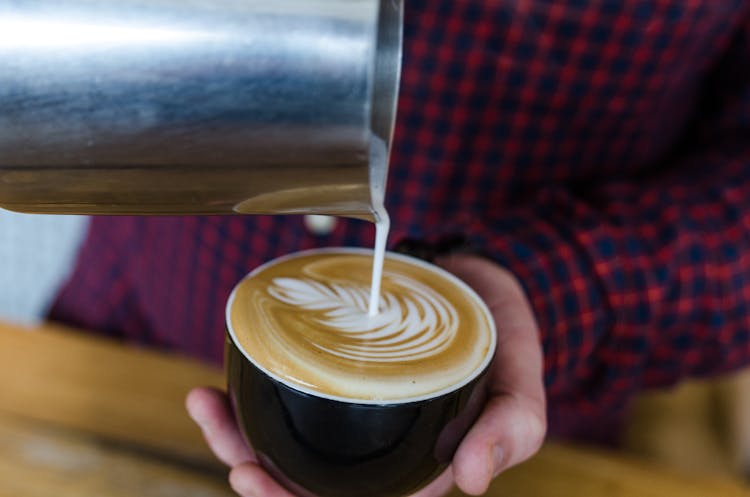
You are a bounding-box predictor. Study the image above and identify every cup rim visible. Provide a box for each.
[226,247,497,406]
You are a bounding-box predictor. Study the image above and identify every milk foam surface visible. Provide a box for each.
[229,250,495,402]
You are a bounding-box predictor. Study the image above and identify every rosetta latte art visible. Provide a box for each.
[268,273,459,363]
[230,250,494,400]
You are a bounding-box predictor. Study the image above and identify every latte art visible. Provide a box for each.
[267,274,459,363]
[229,249,495,402]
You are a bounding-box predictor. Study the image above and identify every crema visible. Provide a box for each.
[228,249,495,403]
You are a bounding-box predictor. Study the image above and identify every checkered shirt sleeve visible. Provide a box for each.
[464,13,750,425]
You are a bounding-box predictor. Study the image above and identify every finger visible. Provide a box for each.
[409,466,454,497]
[229,462,296,497]
[435,255,546,494]
[186,387,255,467]
[452,393,546,495]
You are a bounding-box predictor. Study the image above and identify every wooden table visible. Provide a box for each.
[0,320,747,497]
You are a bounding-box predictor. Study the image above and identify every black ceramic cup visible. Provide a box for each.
[225,250,496,497]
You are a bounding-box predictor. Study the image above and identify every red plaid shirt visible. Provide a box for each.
[50,1,750,442]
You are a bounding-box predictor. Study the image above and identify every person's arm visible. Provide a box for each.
[186,11,750,497]
[464,14,750,425]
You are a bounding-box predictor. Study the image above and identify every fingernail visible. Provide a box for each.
[492,445,504,477]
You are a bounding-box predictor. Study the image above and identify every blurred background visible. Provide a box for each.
[0,211,87,324]
[1,211,750,497]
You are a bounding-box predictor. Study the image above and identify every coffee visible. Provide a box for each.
[228,248,495,402]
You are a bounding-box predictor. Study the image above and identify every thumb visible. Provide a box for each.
[452,393,546,495]
[433,255,546,495]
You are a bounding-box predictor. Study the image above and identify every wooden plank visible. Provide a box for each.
[0,321,223,465]
[482,444,750,497]
[624,377,736,477]
[0,411,233,497]
[1,320,749,497]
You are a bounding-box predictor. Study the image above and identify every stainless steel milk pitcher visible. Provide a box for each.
[0,0,403,219]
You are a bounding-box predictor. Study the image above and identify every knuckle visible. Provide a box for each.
[525,410,547,453]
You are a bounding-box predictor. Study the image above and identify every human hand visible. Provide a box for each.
[186,254,546,496]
